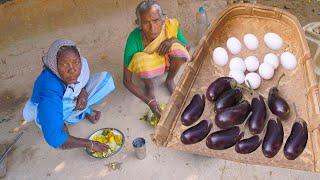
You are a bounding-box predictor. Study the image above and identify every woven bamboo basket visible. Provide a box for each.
[153,3,320,172]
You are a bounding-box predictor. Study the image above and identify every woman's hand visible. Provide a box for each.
[75,88,88,110]
[61,136,108,151]
[90,141,109,152]
[158,38,176,55]
[148,99,162,119]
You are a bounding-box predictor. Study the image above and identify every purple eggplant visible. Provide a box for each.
[268,74,290,120]
[268,88,290,120]
[181,120,213,145]
[214,88,243,113]
[284,104,308,160]
[284,121,308,160]
[206,77,237,102]
[206,126,244,150]
[248,95,267,134]
[262,118,284,158]
[235,135,262,154]
[181,94,205,126]
[214,100,251,129]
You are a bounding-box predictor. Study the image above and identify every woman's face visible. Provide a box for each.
[57,50,81,85]
[140,6,163,41]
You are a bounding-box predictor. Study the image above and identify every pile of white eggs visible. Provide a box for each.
[212,32,297,90]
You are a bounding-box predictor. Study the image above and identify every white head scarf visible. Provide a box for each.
[42,39,81,79]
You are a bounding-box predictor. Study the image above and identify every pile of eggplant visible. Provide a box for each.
[180,75,309,161]
[206,77,252,151]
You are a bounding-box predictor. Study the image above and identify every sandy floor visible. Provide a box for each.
[1,0,320,179]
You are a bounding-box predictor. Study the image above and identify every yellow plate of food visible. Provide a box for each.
[86,128,125,159]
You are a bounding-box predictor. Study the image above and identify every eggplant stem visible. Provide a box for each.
[276,73,285,88]
[293,103,300,120]
[230,79,238,89]
[293,104,306,124]
[258,131,264,139]
[258,118,270,139]
[240,111,253,131]
[240,80,254,95]
[258,93,265,98]
[238,84,254,95]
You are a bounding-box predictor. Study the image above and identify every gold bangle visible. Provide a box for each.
[147,99,156,106]
[90,141,94,151]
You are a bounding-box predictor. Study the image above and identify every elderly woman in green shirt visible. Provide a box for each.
[123,0,190,118]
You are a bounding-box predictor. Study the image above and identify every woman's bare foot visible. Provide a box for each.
[85,110,101,124]
[165,79,175,95]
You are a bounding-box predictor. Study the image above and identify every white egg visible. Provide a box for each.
[212,47,229,66]
[243,33,259,50]
[264,32,283,50]
[229,57,246,72]
[280,52,297,70]
[245,72,261,90]
[259,62,274,80]
[227,37,242,55]
[244,56,260,72]
[229,70,245,84]
[263,53,279,69]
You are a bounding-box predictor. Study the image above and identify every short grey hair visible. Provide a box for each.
[135,0,165,26]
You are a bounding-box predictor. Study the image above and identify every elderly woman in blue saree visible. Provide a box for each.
[23,39,115,152]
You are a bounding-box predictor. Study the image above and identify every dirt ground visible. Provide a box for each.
[0,0,320,179]
[258,0,320,26]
